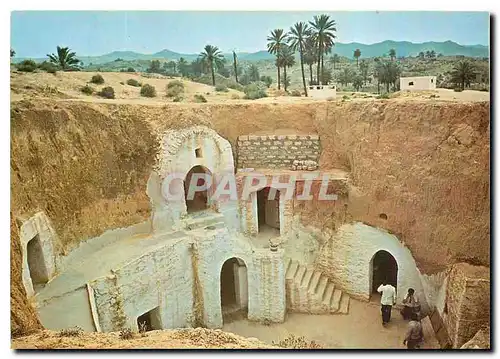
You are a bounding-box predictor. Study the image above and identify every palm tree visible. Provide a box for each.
[232,51,239,84]
[288,21,310,96]
[47,46,80,71]
[267,28,287,90]
[430,50,436,59]
[450,60,477,90]
[200,45,224,86]
[425,50,431,59]
[303,36,318,84]
[389,48,396,61]
[277,45,295,92]
[178,57,189,77]
[309,14,337,85]
[379,60,401,92]
[353,48,361,67]
[374,57,382,93]
[353,74,364,91]
[248,64,260,82]
[359,59,369,85]
[330,54,340,70]
[10,49,15,58]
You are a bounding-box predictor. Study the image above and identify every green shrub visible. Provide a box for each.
[38,61,58,74]
[97,86,115,99]
[90,74,105,84]
[126,78,141,87]
[16,59,37,72]
[166,80,184,98]
[453,87,463,92]
[231,93,240,100]
[243,82,267,100]
[342,95,350,100]
[194,94,207,103]
[127,67,135,72]
[81,85,94,95]
[167,80,184,89]
[291,90,301,97]
[119,328,134,340]
[173,96,183,102]
[140,84,156,97]
[479,88,489,92]
[377,93,390,99]
[215,84,228,92]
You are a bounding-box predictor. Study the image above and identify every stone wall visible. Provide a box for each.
[237,134,320,169]
[315,222,429,311]
[91,229,285,332]
[443,263,490,348]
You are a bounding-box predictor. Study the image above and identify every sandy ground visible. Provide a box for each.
[10,70,489,105]
[223,298,440,349]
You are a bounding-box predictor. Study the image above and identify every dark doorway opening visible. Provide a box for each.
[137,306,162,332]
[27,234,49,291]
[184,165,210,213]
[220,258,248,323]
[371,250,398,294]
[257,187,280,233]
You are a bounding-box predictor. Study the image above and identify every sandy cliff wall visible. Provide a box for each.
[11,100,490,274]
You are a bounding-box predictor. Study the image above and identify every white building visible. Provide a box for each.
[307,84,337,99]
[400,76,437,91]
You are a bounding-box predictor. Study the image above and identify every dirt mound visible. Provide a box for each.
[12,328,275,349]
[10,213,42,338]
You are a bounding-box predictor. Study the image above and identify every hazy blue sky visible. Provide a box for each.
[11,11,489,57]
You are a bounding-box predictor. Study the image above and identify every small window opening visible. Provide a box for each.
[379,213,388,220]
[137,307,162,332]
[431,79,434,83]
[316,86,321,90]
[309,86,314,90]
[409,81,414,86]
[195,148,202,158]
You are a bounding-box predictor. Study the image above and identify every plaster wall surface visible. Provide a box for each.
[149,126,238,233]
[400,76,437,90]
[19,212,57,298]
[419,269,449,313]
[90,228,285,332]
[307,85,337,99]
[37,286,95,332]
[237,134,320,169]
[315,222,429,311]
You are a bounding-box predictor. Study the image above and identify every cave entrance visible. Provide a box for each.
[220,257,248,323]
[371,250,398,295]
[137,306,162,332]
[27,234,49,291]
[257,187,280,235]
[184,165,211,213]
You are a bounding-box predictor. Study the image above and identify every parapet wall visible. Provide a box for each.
[237,134,320,169]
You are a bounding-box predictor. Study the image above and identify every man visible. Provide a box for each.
[377,279,396,326]
[403,312,424,349]
[401,288,421,320]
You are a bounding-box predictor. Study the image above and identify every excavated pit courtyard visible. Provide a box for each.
[11,97,490,349]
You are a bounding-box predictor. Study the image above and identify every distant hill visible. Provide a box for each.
[12,40,488,65]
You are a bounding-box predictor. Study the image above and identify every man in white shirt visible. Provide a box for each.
[377,279,396,326]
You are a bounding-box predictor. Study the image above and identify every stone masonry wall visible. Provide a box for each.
[237,134,320,169]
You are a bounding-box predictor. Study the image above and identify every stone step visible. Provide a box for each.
[308,272,321,293]
[315,276,328,298]
[301,269,314,288]
[286,261,299,280]
[185,213,225,230]
[331,289,342,312]
[338,293,350,314]
[322,283,335,305]
[294,266,306,284]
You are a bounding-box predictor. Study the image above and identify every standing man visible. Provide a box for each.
[377,279,396,326]
[403,312,424,349]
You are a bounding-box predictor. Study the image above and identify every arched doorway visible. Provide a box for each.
[257,187,280,234]
[184,165,211,213]
[371,250,398,296]
[27,234,49,292]
[220,257,248,323]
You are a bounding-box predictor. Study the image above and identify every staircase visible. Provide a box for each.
[285,258,350,315]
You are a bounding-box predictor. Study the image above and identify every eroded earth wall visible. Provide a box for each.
[11,99,490,277]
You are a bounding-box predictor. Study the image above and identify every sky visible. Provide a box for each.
[10,11,490,58]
